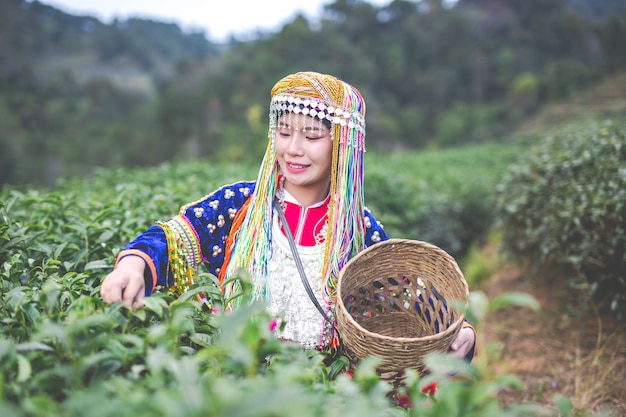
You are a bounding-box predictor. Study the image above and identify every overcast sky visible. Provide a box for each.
[42,0,392,43]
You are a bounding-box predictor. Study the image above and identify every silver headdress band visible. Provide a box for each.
[269,94,366,138]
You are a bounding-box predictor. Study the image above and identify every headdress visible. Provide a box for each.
[222,71,367,309]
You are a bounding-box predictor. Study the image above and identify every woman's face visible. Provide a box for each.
[275,113,333,206]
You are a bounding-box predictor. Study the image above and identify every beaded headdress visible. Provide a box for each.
[223,71,367,309]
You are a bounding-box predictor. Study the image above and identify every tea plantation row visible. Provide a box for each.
[2,121,621,415]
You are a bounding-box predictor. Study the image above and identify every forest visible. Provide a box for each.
[1,0,625,186]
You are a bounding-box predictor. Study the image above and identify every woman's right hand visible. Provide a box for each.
[100,255,146,309]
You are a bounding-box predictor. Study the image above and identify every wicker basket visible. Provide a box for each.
[336,238,469,384]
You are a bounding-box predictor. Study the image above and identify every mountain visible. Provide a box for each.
[0,0,221,94]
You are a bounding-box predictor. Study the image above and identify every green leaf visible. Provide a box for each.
[462,290,489,327]
[489,292,540,313]
[80,352,123,380]
[16,342,54,353]
[141,296,169,319]
[84,260,111,270]
[16,354,32,382]
[328,355,350,379]
[422,351,474,377]
[53,241,68,259]
[67,314,116,336]
[493,374,524,390]
[177,285,218,303]
[189,333,212,348]
[97,230,115,243]
[553,394,573,417]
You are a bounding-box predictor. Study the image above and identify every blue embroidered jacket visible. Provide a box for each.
[116,180,389,295]
[115,180,476,362]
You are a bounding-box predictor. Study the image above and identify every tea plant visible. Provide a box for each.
[495,120,626,320]
[0,272,553,417]
[0,151,569,416]
[365,142,525,257]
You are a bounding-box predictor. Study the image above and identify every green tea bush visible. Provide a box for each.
[0,156,559,416]
[365,143,524,258]
[495,120,626,319]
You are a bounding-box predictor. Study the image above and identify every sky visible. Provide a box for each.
[42,0,393,43]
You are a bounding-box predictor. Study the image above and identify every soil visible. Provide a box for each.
[480,263,626,416]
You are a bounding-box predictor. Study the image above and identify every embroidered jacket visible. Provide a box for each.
[114,179,476,361]
[115,180,388,295]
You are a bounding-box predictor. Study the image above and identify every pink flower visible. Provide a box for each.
[269,318,278,332]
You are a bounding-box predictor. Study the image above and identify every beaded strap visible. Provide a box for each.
[157,216,201,296]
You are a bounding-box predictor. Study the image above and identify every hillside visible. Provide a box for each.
[473,70,626,416]
[515,70,626,134]
[1,0,625,187]
[0,0,220,93]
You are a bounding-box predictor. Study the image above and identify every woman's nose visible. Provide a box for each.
[286,133,305,155]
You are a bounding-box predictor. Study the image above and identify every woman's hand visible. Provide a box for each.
[449,326,476,358]
[100,255,146,309]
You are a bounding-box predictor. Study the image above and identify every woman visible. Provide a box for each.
[100,71,476,359]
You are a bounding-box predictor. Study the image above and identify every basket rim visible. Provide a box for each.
[336,238,468,343]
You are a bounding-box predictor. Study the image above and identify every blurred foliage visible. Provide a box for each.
[1,0,626,186]
[495,120,626,320]
[365,141,527,258]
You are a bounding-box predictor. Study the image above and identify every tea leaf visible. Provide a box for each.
[489,292,540,313]
[16,354,31,382]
